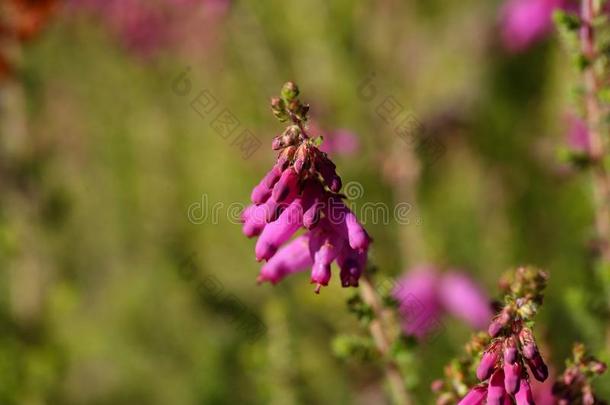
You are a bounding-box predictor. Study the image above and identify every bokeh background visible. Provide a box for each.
[1,0,609,404]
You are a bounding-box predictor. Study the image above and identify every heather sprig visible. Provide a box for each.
[552,343,608,405]
[242,81,371,293]
[435,267,551,405]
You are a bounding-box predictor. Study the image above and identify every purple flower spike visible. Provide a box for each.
[477,349,499,381]
[245,82,371,291]
[258,236,312,284]
[504,362,521,394]
[458,386,487,405]
[515,379,535,405]
[487,369,506,405]
[439,271,492,330]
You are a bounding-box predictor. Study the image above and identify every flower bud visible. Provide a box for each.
[281,81,299,101]
[271,97,288,121]
[526,353,549,382]
[503,337,518,364]
[590,360,607,375]
[477,350,499,381]
[488,321,503,338]
[486,369,506,405]
[503,362,521,394]
[515,379,534,405]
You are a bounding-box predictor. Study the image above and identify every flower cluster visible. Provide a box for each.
[392,266,492,339]
[242,82,371,293]
[552,343,607,405]
[432,332,492,405]
[460,267,550,405]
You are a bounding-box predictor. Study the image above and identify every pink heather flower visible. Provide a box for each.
[257,235,312,284]
[478,348,501,381]
[244,85,371,293]
[487,369,507,405]
[439,272,493,329]
[393,266,492,339]
[500,0,564,52]
[515,379,535,405]
[458,386,488,405]
[67,0,230,56]
[393,266,442,338]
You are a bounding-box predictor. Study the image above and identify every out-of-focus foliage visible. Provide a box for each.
[0,0,608,404]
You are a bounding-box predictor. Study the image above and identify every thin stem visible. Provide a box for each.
[580,0,610,349]
[360,274,412,405]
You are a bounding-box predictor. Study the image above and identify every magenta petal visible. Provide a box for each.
[458,386,487,405]
[487,369,506,405]
[504,362,521,394]
[337,243,366,287]
[308,224,342,289]
[515,379,535,405]
[255,198,305,261]
[272,167,298,202]
[477,350,499,381]
[327,198,370,252]
[242,202,272,237]
[251,164,282,204]
[439,271,492,330]
[258,235,312,284]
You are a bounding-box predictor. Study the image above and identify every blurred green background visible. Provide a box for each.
[0,0,609,404]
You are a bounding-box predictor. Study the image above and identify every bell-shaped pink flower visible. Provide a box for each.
[500,0,564,52]
[393,267,443,338]
[393,266,492,339]
[515,379,535,405]
[487,369,506,405]
[258,235,312,284]
[439,271,493,329]
[477,350,500,381]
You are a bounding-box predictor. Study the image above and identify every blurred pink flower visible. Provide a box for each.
[565,113,590,154]
[393,265,492,339]
[308,121,360,157]
[500,0,565,52]
[319,129,360,156]
[67,0,230,56]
